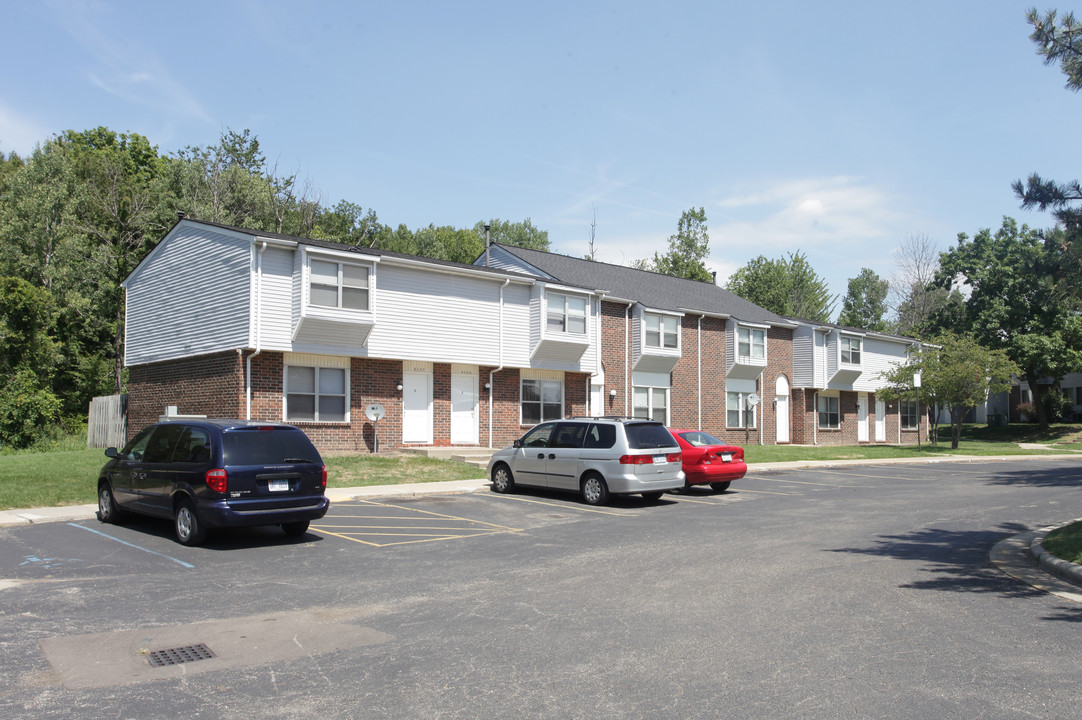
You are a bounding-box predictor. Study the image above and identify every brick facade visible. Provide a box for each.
[127,350,589,454]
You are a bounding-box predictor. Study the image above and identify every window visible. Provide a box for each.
[521,378,563,424]
[633,386,669,423]
[817,395,840,429]
[143,424,187,463]
[175,427,211,463]
[310,259,369,311]
[901,400,918,430]
[727,392,758,428]
[551,423,587,449]
[841,336,862,365]
[584,423,616,449]
[520,422,555,447]
[546,293,587,335]
[738,326,766,360]
[286,365,348,422]
[645,313,678,349]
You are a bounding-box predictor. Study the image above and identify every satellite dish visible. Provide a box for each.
[365,403,386,421]
[747,393,761,406]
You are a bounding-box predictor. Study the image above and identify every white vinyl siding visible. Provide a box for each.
[256,246,295,350]
[124,226,251,365]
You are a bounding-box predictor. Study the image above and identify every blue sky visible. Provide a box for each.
[3,0,1080,311]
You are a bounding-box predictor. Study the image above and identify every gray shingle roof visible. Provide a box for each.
[489,243,791,325]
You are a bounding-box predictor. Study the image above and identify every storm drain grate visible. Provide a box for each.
[146,643,216,667]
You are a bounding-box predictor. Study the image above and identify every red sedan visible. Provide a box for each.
[670,429,746,492]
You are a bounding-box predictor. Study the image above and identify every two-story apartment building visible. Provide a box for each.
[123,219,926,452]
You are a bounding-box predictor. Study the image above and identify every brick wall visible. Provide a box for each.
[127,351,244,439]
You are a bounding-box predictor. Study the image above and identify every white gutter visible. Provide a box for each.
[759,377,764,446]
[697,315,702,429]
[246,241,267,420]
[488,279,511,448]
[813,391,819,445]
[625,302,633,416]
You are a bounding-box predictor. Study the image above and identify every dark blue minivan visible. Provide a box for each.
[97,420,330,545]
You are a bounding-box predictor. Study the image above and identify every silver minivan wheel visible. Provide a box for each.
[581,474,610,506]
[174,499,206,546]
[492,464,515,493]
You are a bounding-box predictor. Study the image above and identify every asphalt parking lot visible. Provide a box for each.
[3,459,1082,718]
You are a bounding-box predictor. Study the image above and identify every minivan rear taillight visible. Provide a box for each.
[321,464,328,490]
[667,452,682,463]
[206,468,228,493]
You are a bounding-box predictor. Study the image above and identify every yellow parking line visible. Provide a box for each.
[316,528,516,547]
[344,499,523,532]
[728,488,791,496]
[673,496,728,504]
[484,494,632,516]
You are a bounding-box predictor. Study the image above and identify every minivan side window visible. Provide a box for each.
[142,424,187,463]
[551,423,587,449]
[520,423,555,448]
[121,428,154,461]
[174,427,212,463]
[583,423,616,449]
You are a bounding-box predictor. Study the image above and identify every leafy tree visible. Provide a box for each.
[932,217,1082,430]
[889,233,960,337]
[652,207,712,282]
[838,268,889,330]
[0,278,62,448]
[474,218,549,251]
[168,128,273,228]
[726,251,835,321]
[878,333,1018,449]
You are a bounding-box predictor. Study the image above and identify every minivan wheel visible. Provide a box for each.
[174,499,207,546]
[581,474,610,506]
[491,463,515,494]
[97,482,124,524]
[282,520,310,537]
[641,491,664,502]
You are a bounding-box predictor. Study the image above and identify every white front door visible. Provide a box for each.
[590,383,604,417]
[857,392,869,443]
[875,398,886,442]
[451,367,478,444]
[402,371,433,444]
[775,375,790,444]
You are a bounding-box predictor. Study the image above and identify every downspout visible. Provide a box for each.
[488,278,510,448]
[813,391,819,445]
[246,241,267,420]
[759,376,764,446]
[590,294,606,416]
[625,302,632,416]
[697,315,702,430]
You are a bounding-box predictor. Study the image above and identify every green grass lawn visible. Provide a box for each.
[1042,522,1082,564]
[2,422,1080,511]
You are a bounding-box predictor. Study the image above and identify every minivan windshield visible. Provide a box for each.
[223,428,322,465]
[624,422,677,450]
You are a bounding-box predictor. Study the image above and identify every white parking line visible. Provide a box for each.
[68,523,194,569]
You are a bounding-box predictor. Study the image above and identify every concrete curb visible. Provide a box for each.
[1029,519,1082,587]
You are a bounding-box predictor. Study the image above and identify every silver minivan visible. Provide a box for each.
[486,417,685,505]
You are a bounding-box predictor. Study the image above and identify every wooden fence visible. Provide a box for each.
[87,394,127,448]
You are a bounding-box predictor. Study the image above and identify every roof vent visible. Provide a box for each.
[177,211,187,220]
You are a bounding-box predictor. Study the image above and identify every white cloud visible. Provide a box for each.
[50,1,212,125]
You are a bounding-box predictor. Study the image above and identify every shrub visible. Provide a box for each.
[1016,402,1037,422]
[0,367,62,449]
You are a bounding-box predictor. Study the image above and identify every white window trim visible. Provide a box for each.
[643,312,680,351]
[307,255,373,311]
[284,362,351,424]
[520,377,564,426]
[726,391,758,429]
[840,335,863,366]
[632,384,670,424]
[544,291,589,337]
[817,394,840,430]
[737,325,767,363]
[900,399,918,430]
